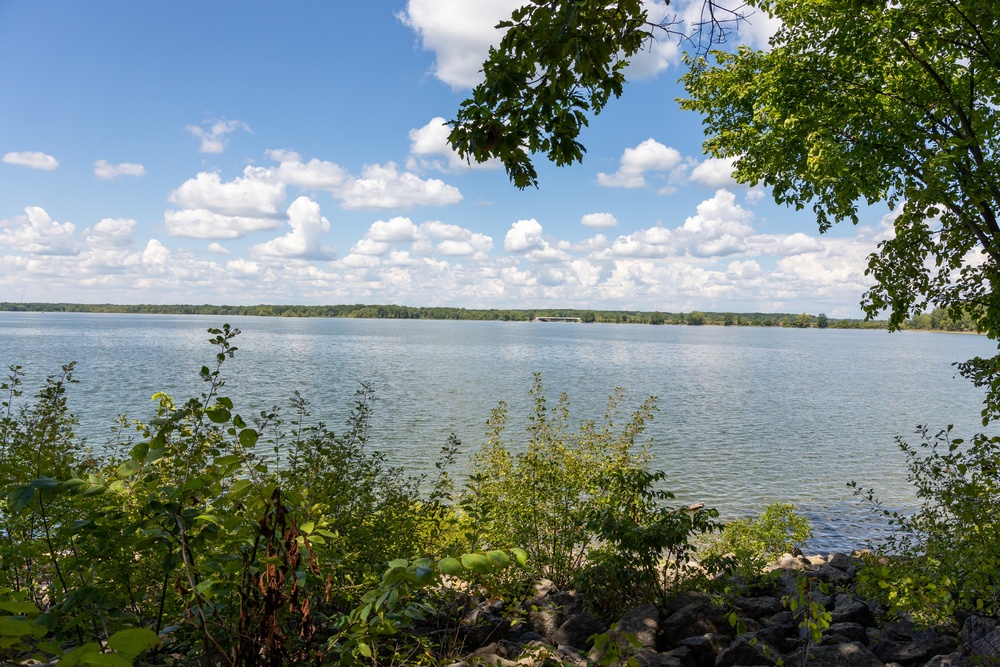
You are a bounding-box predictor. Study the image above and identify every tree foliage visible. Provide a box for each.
[681,0,1000,416]
[448,0,747,189]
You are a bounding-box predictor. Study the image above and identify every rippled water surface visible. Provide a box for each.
[3,312,996,553]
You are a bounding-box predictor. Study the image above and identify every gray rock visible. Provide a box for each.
[713,635,778,666]
[734,596,784,620]
[873,621,960,666]
[825,622,869,645]
[961,615,1000,658]
[460,611,509,652]
[551,611,606,650]
[784,641,884,666]
[827,553,861,576]
[923,652,973,667]
[679,634,730,667]
[616,604,661,650]
[528,608,563,640]
[634,650,685,667]
[814,564,853,586]
[830,594,875,627]
[659,600,736,648]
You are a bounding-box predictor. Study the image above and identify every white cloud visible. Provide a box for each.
[368,217,420,243]
[3,151,59,171]
[338,163,463,209]
[399,0,521,89]
[141,239,170,268]
[581,212,618,229]
[267,150,349,190]
[168,167,285,217]
[0,206,77,255]
[689,156,738,188]
[250,197,332,260]
[86,218,136,247]
[186,119,252,154]
[504,219,546,252]
[597,139,683,188]
[226,258,261,277]
[407,117,502,172]
[207,243,231,255]
[164,209,283,239]
[94,160,146,180]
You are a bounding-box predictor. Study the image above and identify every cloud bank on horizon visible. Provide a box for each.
[0,1,888,316]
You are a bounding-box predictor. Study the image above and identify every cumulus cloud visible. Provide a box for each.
[250,197,332,259]
[94,160,146,180]
[581,212,618,229]
[338,163,462,209]
[168,168,285,217]
[186,119,252,154]
[3,151,59,171]
[689,156,738,188]
[207,243,231,255]
[0,206,78,255]
[164,209,283,239]
[407,117,501,172]
[597,139,683,189]
[267,150,349,190]
[399,0,521,88]
[86,218,136,247]
[368,217,420,243]
[504,219,546,253]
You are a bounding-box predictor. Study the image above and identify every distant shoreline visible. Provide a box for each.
[0,301,886,329]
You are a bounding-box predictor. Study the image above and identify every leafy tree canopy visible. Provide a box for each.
[453,0,1000,419]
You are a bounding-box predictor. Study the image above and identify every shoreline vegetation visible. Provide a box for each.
[2,325,997,666]
[0,301,981,332]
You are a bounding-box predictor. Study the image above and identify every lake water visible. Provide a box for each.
[2,311,996,554]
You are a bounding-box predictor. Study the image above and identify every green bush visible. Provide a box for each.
[461,374,720,616]
[700,503,812,582]
[852,425,1000,623]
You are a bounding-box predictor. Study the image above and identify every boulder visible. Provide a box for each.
[961,615,1000,658]
[714,635,779,667]
[734,596,784,620]
[830,594,876,627]
[551,611,606,650]
[678,633,730,667]
[658,600,735,649]
[873,621,960,666]
[923,653,973,667]
[784,641,884,666]
[615,604,661,650]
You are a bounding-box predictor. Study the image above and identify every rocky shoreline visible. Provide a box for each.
[444,552,998,667]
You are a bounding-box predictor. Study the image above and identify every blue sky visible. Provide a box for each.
[0,1,894,316]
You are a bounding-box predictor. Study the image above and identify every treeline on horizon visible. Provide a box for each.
[0,301,977,331]
[0,302,976,332]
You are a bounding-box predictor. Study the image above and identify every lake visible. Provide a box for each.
[2,311,996,553]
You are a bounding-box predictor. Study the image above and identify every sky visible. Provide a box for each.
[0,1,896,316]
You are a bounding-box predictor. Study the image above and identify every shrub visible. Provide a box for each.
[700,502,812,583]
[461,374,720,616]
[852,425,1000,623]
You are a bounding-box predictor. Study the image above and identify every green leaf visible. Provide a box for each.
[387,558,408,569]
[7,486,36,512]
[206,405,231,423]
[511,547,529,566]
[0,601,39,615]
[106,627,160,660]
[461,552,494,574]
[238,428,258,448]
[357,642,372,658]
[436,557,464,576]
[300,521,316,534]
[487,550,511,568]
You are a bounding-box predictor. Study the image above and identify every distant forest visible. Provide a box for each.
[1,301,976,331]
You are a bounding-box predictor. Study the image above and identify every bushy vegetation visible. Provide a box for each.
[0,327,720,665]
[461,376,721,618]
[852,426,1000,624]
[700,503,812,584]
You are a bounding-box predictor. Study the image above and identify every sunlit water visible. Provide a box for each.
[2,312,996,554]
